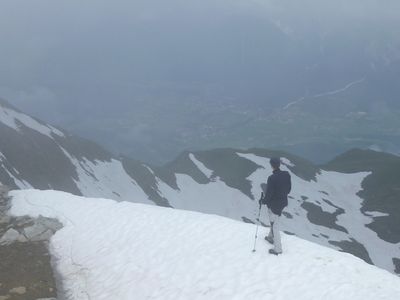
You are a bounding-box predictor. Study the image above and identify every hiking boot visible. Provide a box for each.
[269,249,282,255]
[264,236,274,245]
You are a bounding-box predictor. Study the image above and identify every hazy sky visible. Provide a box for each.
[1,0,399,118]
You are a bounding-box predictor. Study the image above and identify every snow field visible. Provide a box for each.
[10,190,400,300]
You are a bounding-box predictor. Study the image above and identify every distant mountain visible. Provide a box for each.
[0,100,399,274]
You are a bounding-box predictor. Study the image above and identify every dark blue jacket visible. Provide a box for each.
[262,169,291,216]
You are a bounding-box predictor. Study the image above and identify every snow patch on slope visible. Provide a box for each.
[9,190,400,300]
[157,174,254,220]
[0,152,32,189]
[281,157,294,167]
[316,170,400,272]
[364,211,390,218]
[154,152,256,220]
[189,153,213,178]
[60,147,151,204]
[0,105,64,138]
[237,152,294,170]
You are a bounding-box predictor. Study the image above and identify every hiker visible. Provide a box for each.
[259,157,291,255]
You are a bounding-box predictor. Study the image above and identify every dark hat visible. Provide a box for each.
[270,157,281,168]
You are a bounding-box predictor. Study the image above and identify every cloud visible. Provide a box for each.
[0,0,399,113]
[0,86,60,119]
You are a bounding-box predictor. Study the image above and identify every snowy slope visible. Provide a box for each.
[148,151,400,274]
[59,148,150,204]
[0,100,151,205]
[1,100,399,274]
[235,153,399,272]
[9,190,400,300]
[0,99,64,138]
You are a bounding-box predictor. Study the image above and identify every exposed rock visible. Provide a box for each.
[23,223,48,240]
[241,217,255,224]
[14,216,34,228]
[0,184,9,192]
[37,215,63,233]
[329,238,373,265]
[22,216,62,242]
[0,242,58,299]
[0,295,10,300]
[31,229,53,242]
[283,231,295,236]
[301,201,348,233]
[0,215,10,225]
[0,228,20,245]
[17,234,28,243]
[393,258,400,274]
[282,211,293,219]
[0,205,10,215]
[9,286,26,295]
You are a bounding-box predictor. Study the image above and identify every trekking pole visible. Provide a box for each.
[252,192,264,253]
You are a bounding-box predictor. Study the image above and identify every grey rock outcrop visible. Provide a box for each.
[0,228,20,245]
[23,217,62,242]
[0,184,60,300]
[0,215,62,245]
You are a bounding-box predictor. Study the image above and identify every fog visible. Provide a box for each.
[1,0,399,107]
[1,0,399,163]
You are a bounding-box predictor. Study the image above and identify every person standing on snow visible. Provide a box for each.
[259,157,291,255]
